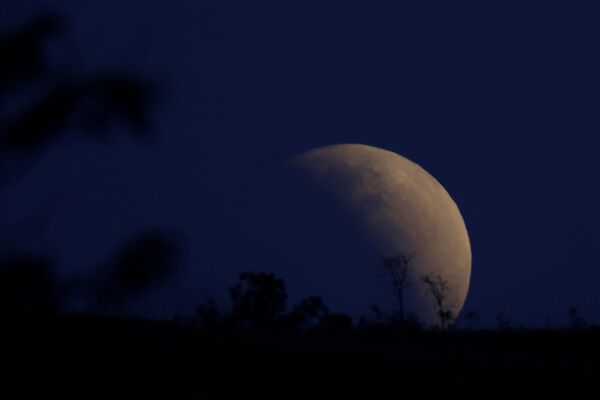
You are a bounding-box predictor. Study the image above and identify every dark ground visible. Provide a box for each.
[5,315,599,399]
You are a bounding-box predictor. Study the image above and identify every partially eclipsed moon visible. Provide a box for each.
[292,144,471,324]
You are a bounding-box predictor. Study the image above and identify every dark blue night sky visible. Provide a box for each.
[3,0,600,326]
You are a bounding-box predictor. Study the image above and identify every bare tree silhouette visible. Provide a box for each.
[421,274,454,330]
[382,253,413,321]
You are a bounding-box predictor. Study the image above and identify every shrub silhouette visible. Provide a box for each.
[228,272,288,330]
[288,296,330,330]
[194,299,221,329]
[566,306,588,330]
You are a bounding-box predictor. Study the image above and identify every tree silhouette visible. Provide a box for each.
[0,14,65,99]
[194,299,221,329]
[421,274,454,330]
[0,14,165,317]
[228,272,288,330]
[319,313,354,333]
[382,253,413,321]
[88,230,181,313]
[288,296,330,330]
[0,13,158,185]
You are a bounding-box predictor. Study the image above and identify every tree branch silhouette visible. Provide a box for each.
[421,274,454,330]
[382,253,413,322]
[0,14,159,186]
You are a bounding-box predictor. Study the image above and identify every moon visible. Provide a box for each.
[291,144,471,325]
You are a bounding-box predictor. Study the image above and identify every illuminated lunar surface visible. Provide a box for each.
[292,144,471,324]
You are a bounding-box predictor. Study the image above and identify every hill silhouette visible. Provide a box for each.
[4,269,600,398]
[4,312,599,399]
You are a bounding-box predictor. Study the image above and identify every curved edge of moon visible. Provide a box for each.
[291,143,472,325]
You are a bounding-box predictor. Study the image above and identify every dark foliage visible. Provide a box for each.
[79,72,157,135]
[0,84,80,151]
[0,14,158,183]
[0,14,66,98]
[228,272,288,330]
[193,298,220,329]
[319,312,354,333]
[88,230,181,312]
[287,295,330,330]
[0,14,167,317]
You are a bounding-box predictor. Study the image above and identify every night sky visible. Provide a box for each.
[3,0,600,327]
